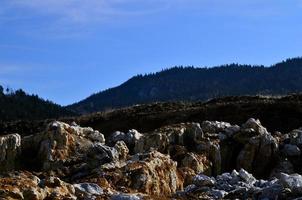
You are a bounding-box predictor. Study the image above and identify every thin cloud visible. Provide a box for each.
[1,0,301,38]
[5,0,299,23]
[6,0,173,24]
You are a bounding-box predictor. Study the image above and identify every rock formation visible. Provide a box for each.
[1,118,302,199]
[0,134,21,172]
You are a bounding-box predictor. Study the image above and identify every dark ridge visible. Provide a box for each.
[67,57,302,114]
[0,87,77,122]
[67,94,302,136]
[2,94,302,137]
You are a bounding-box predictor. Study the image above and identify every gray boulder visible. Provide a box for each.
[74,183,103,197]
[193,174,216,187]
[111,193,142,200]
[238,169,256,185]
[280,173,302,194]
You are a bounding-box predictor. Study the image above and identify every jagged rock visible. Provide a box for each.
[88,143,119,166]
[196,139,221,175]
[178,167,198,187]
[257,183,284,200]
[180,169,289,200]
[8,118,302,199]
[133,123,203,154]
[86,130,106,143]
[236,130,278,177]
[113,151,183,196]
[202,121,240,138]
[22,121,106,171]
[0,172,76,200]
[280,173,302,194]
[238,169,256,185]
[288,128,302,147]
[180,152,211,175]
[74,183,103,197]
[111,193,142,200]
[283,144,301,157]
[0,134,21,172]
[210,189,228,199]
[233,118,268,144]
[109,129,142,148]
[193,174,216,187]
[202,121,232,134]
[109,131,126,144]
[242,118,268,135]
[127,129,143,145]
[134,131,169,154]
[114,141,129,160]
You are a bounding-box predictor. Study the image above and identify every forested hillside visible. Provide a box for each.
[68,57,302,114]
[0,87,76,121]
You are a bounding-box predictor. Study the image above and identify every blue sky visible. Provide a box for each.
[0,0,302,105]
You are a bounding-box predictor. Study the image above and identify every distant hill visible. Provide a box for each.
[67,57,302,114]
[0,87,76,121]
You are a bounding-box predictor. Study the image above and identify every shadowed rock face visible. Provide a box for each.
[2,117,302,199]
[0,134,21,172]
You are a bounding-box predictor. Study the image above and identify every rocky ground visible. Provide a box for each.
[1,116,302,199]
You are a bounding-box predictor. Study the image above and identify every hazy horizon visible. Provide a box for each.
[1,0,302,105]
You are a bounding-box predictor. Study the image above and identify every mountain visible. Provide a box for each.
[0,87,76,121]
[67,57,302,114]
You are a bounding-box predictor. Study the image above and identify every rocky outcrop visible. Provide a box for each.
[104,150,183,196]
[236,130,278,177]
[0,134,21,172]
[4,118,302,199]
[22,121,106,171]
[133,123,203,154]
[0,172,77,200]
[176,169,302,199]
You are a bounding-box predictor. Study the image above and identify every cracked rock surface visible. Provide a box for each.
[1,118,302,199]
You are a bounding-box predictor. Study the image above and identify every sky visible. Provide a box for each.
[0,0,302,105]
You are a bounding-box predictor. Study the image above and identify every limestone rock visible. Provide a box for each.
[115,151,183,196]
[180,152,211,175]
[236,131,278,177]
[114,141,129,160]
[241,118,268,135]
[111,193,142,200]
[238,169,256,185]
[193,174,216,187]
[133,123,203,154]
[22,121,106,171]
[74,183,103,197]
[109,129,142,148]
[0,172,76,200]
[202,121,232,134]
[196,140,221,175]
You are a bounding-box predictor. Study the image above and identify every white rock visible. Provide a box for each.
[193,174,216,187]
[280,173,302,194]
[74,183,103,196]
[242,118,268,135]
[239,169,256,185]
[111,193,142,200]
[87,130,105,143]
